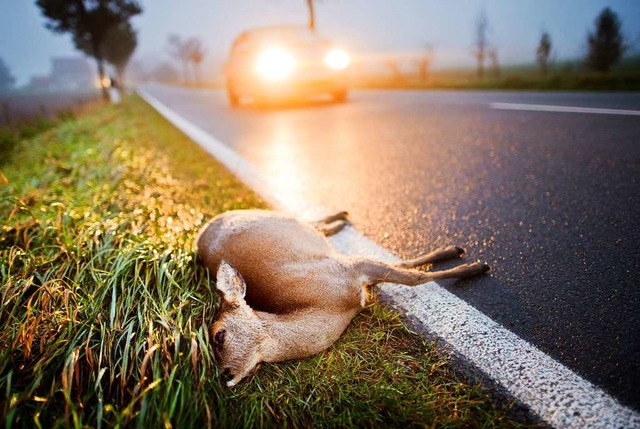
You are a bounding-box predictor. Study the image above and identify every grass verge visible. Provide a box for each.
[1,95,531,427]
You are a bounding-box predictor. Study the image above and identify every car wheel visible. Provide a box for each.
[227,83,240,107]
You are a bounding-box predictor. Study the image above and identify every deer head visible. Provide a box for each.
[211,261,265,387]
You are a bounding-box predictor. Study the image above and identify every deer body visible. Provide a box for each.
[197,209,489,386]
[197,210,364,313]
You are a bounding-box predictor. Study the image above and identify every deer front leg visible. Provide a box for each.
[355,259,490,286]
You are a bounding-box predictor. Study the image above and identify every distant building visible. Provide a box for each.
[28,75,54,90]
[50,57,96,90]
[27,56,97,91]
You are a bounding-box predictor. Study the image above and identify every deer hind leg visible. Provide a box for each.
[317,211,349,225]
[318,220,348,237]
[397,246,465,269]
[313,211,349,236]
[356,259,490,286]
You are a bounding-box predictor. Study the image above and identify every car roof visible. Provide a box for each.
[241,25,314,38]
[232,25,325,47]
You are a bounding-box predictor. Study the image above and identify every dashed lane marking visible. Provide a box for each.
[491,102,640,116]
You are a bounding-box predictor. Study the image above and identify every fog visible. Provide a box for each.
[1,0,639,87]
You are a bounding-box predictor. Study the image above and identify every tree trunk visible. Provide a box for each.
[96,57,109,101]
[181,60,189,85]
[116,65,126,92]
[418,60,429,82]
[476,53,484,79]
[192,62,198,86]
[489,50,500,79]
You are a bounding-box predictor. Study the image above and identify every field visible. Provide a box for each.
[353,57,640,91]
[0,89,100,126]
[0,96,534,427]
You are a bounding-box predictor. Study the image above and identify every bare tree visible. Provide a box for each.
[488,48,500,79]
[384,59,404,84]
[415,45,434,82]
[167,36,207,85]
[473,10,489,79]
[536,32,552,77]
[185,38,206,85]
[167,34,190,84]
[151,62,180,83]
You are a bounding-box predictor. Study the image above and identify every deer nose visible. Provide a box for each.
[221,368,233,383]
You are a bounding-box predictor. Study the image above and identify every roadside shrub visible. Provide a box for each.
[0,116,57,164]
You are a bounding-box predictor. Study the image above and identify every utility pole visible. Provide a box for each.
[307,0,316,31]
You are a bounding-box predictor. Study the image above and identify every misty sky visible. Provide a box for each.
[2,0,639,86]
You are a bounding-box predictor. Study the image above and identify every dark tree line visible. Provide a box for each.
[537,8,625,76]
[587,7,625,73]
[473,10,489,79]
[33,1,629,95]
[85,20,137,88]
[0,58,16,91]
[36,0,142,99]
[536,32,552,77]
[473,7,627,80]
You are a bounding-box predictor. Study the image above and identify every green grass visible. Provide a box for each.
[1,96,532,428]
[356,73,640,91]
[1,116,58,164]
[355,57,640,91]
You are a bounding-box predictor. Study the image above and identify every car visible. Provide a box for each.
[224,26,350,106]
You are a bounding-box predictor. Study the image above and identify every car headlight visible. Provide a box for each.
[255,47,297,82]
[324,48,350,70]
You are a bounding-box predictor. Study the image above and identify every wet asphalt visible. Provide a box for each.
[142,85,640,410]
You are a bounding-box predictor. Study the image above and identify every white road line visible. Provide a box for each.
[138,87,640,429]
[491,102,640,116]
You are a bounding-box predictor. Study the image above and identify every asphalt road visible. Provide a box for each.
[142,85,640,410]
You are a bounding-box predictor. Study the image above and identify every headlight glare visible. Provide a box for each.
[324,48,350,70]
[255,47,296,82]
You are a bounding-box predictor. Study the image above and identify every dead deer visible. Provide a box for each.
[197,209,489,387]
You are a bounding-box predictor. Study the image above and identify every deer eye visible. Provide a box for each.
[214,330,226,347]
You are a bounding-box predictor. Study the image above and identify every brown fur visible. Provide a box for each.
[197,209,489,386]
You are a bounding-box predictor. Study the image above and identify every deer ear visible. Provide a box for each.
[216,261,247,304]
